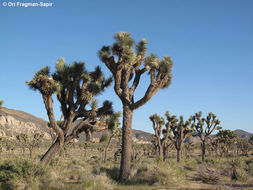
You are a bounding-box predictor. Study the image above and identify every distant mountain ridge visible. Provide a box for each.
[0,107,251,143]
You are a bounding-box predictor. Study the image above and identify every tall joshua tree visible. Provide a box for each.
[27,58,114,165]
[194,112,221,162]
[99,32,173,181]
[166,112,195,162]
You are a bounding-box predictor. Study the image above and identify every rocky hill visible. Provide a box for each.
[234,129,252,139]
[0,107,51,140]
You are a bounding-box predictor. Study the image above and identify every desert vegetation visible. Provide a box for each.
[0,32,253,190]
[0,128,253,190]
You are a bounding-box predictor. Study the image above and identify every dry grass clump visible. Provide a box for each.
[131,163,186,187]
[93,172,115,189]
[198,164,221,184]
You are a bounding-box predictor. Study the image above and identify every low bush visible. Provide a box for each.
[131,163,186,187]
[0,158,51,190]
[231,158,249,182]
[198,164,221,184]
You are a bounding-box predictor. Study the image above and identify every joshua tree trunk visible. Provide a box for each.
[119,104,133,182]
[41,138,63,165]
[159,144,163,159]
[177,148,181,163]
[104,134,114,163]
[201,140,206,162]
[162,146,166,161]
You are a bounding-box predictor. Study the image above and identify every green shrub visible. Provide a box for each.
[231,158,244,168]
[131,163,186,186]
[231,158,249,182]
[0,158,51,190]
[231,167,249,182]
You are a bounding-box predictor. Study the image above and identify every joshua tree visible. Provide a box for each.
[16,133,44,158]
[166,112,195,162]
[193,112,221,162]
[103,111,121,163]
[149,113,172,161]
[27,58,114,165]
[216,129,238,157]
[150,114,165,158]
[234,136,251,156]
[99,32,173,181]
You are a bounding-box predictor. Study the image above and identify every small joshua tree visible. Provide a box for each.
[150,114,165,158]
[27,58,114,165]
[193,112,221,162]
[103,111,121,163]
[99,32,173,181]
[149,113,172,161]
[166,112,195,162]
[16,133,44,158]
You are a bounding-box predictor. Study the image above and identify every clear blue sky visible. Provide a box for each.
[0,0,252,133]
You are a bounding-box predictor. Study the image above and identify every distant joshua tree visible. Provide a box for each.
[193,112,221,162]
[166,112,195,162]
[99,32,173,181]
[16,133,44,158]
[150,113,172,161]
[216,129,238,157]
[27,58,114,165]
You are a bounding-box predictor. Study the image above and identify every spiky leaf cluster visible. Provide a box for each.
[26,66,61,96]
[111,32,136,64]
[149,114,165,128]
[106,111,121,131]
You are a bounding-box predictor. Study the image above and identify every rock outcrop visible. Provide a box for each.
[0,108,51,140]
